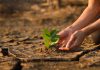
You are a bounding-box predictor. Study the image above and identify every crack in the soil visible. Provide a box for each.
[10,45,100,62]
[72,45,100,61]
[11,46,100,62]
[11,59,22,70]
[1,47,9,56]
[9,45,100,70]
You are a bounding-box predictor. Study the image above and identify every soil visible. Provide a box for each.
[0,0,100,70]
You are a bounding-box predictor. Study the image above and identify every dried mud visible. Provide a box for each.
[0,0,100,70]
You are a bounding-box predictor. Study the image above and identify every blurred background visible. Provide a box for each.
[0,0,88,35]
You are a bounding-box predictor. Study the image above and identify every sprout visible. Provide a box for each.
[42,29,59,48]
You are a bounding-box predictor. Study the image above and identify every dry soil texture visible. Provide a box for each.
[0,0,100,70]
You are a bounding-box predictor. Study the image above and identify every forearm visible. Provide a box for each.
[70,6,99,31]
[81,19,100,36]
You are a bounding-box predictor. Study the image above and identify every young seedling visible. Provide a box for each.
[42,29,59,48]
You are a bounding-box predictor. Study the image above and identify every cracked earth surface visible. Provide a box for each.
[0,3,100,70]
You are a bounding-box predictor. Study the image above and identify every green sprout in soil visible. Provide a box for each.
[42,29,60,48]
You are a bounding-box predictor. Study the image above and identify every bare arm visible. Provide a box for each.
[60,19,100,50]
[82,19,100,36]
[58,0,100,50]
[70,0,100,31]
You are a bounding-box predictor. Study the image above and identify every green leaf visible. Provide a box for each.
[42,29,60,48]
[43,29,50,36]
[50,30,57,36]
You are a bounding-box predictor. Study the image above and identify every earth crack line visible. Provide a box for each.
[73,45,100,61]
[9,45,100,63]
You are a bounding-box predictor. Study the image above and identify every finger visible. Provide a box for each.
[57,30,64,36]
[57,37,64,44]
[62,36,69,45]
[59,47,69,51]
[59,36,76,51]
[66,35,76,49]
[69,38,81,49]
[69,39,78,50]
[58,36,69,48]
[57,40,65,47]
[57,32,64,44]
[58,40,67,50]
[59,38,76,51]
[57,36,68,46]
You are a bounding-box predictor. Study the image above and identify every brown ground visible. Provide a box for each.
[0,0,100,70]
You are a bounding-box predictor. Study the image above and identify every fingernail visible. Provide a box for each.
[59,47,69,50]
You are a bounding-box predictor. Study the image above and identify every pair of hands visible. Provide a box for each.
[57,26,86,51]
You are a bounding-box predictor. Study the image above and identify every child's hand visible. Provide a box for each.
[59,30,85,50]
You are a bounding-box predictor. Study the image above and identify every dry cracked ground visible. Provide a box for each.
[0,1,100,70]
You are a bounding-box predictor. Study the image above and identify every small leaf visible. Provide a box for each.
[43,29,50,36]
[50,30,57,36]
[42,29,59,48]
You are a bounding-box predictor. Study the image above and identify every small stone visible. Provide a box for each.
[1,47,9,56]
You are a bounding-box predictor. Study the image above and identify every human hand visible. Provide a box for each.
[57,26,75,50]
[59,30,86,50]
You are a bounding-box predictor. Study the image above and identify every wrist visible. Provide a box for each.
[80,29,89,36]
[67,25,80,32]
